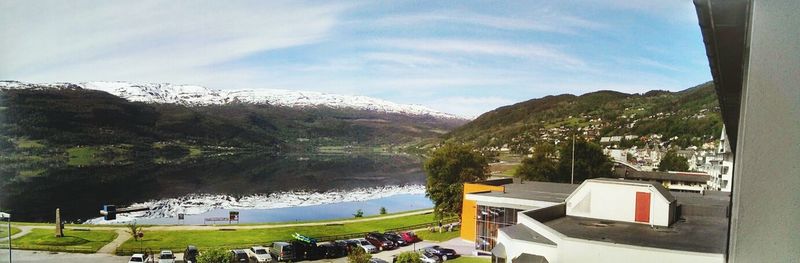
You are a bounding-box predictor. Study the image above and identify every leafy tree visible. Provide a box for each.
[658,149,689,171]
[515,143,558,181]
[197,248,231,263]
[424,143,489,218]
[395,251,422,263]
[555,139,612,183]
[379,207,387,215]
[347,245,372,263]
[353,209,364,218]
[126,222,143,241]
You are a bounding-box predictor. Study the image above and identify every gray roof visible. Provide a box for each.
[512,253,549,263]
[469,181,578,203]
[544,215,728,254]
[612,167,711,184]
[501,224,556,246]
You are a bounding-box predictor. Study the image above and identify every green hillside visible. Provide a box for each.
[444,81,722,150]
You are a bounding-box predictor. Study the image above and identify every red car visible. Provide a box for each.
[399,231,420,243]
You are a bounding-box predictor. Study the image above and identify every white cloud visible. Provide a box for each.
[375,38,585,68]
[372,10,604,34]
[0,1,352,82]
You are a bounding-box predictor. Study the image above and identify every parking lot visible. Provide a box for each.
[2,239,479,263]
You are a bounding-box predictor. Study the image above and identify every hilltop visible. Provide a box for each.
[443,81,722,151]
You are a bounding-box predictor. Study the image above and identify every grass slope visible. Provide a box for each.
[0,226,21,237]
[9,228,118,253]
[416,229,461,242]
[118,212,438,253]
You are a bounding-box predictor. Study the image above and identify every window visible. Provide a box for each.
[475,205,521,251]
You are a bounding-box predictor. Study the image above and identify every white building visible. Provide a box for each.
[486,179,729,263]
[707,126,734,192]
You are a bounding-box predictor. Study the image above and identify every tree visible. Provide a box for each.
[395,251,422,263]
[347,245,372,263]
[658,149,689,171]
[555,139,612,183]
[197,248,231,263]
[515,143,558,182]
[353,209,364,218]
[424,143,489,218]
[127,222,143,241]
[379,207,387,215]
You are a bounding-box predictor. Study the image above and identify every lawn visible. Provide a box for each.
[66,146,99,166]
[9,228,118,253]
[118,212,439,253]
[448,256,490,263]
[0,226,21,237]
[416,229,461,242]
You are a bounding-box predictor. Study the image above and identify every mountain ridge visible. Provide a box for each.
[0,80,464,120]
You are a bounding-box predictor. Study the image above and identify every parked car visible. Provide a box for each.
[349,238,378,253]
[270,242,294,262]
[158,250,176,263]
[365,232,396,251]
[250,246,273,262]
[370,258,390,263]
[399,231,420,243]
[423,246,457,261]
[184,246,199,263]
[332,240,352,256]
[383,232,408,246]
[419,250,443,263]
[291,241,323,261]
[128,253,150,263]
[231,249,250,262]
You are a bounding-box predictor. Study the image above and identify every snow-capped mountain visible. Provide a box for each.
[1,81,462,119]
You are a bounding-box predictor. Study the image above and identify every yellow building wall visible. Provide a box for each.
[460,183,505,241]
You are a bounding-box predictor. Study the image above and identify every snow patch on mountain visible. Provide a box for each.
[1,80,462,119]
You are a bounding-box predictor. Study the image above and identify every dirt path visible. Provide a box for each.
[96,229,131,254]
[0,225,33,241]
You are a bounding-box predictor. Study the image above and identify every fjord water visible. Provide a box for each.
[0,153,429,223]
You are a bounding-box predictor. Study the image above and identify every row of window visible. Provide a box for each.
[475,205,521,251]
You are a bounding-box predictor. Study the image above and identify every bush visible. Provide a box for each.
[353,209,364,218]
[347,245,372,263]
[395,251,422,263]
[380,207,387,215]
[197,248,231,263]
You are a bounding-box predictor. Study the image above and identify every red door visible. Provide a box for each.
[635,192,651,223]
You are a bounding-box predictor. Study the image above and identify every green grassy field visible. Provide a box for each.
[448,256,490,263]
[8,228,118,253]
[416,229,461,242]
[118,212,439,253]
[0,226,21,237]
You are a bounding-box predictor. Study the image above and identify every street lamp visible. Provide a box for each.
[0,212,11,263]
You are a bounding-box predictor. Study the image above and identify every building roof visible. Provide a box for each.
[694,0,750,152]
[470,181,579,203]
[502,224,556,246]
[543,215,728,254]
[612,167,711,184]
[512,253,549,263]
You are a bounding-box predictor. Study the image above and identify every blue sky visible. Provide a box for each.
[0,0,711,118]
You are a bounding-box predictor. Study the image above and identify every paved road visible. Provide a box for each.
[1,239,487,263]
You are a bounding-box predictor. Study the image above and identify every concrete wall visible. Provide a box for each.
[556,238,724,263]
[566,181,672,226]
[728,0,800,261]
[461,183,505,241]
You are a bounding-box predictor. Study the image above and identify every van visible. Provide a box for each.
[270,242,294,262]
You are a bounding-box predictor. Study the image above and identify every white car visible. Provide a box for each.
[128,254,150,263]
[350,238,378,254]
[250,246,273,262]
[419,250,442,263]
[158,250,176,263]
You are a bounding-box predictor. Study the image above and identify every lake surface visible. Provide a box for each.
[0,153,430,223]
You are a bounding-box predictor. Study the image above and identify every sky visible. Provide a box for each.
[0,0,712,118]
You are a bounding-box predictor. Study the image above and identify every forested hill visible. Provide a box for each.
[444,81,722,149]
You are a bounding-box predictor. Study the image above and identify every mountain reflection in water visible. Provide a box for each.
[0,153,426,222]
